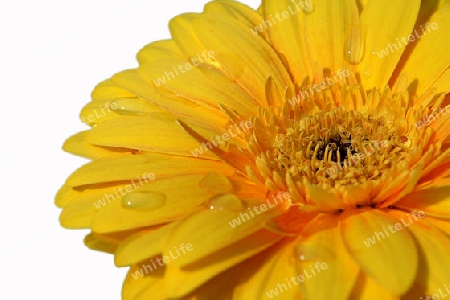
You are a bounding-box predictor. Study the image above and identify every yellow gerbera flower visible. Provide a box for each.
[57,0,450,299]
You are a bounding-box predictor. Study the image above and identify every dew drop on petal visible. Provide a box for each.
[207,193,244,213]
[122,192,166,210]
[294,242,335,263]
[300,0,315,14]
[344,23,366,65]
[363,68,372,78]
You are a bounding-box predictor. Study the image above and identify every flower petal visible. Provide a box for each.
[163,201,283,267]
[393,3,450,96]
[233,239,302,299]
[169,11,293,107]
[294,214,360,300]
[349,273,399,300]
[299,0,359,73]
[91,174,231,233]
[115,223,177,267]
[396,185,450,219]
[340,209,417,295]
[137,40,184,64]
[261,0,312,82]
[65,154,234,187]
[63,131,133,159]
[357,0,420,89]
[388,210,450,295]
[163,229,280,298]
[84,115,222,158]
[122,260,166,300]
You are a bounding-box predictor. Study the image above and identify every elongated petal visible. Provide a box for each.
[163,201,283,267]
[300,0,358,73]
[63,131,133,159]
[393,3,450,96]
[357,0,421,89]
[341,209,417,295]
[163,230,280,298]
[91,174,232,233]
[396,185,450,219]
[65,154,234,187]
[349,273,400,300]
[388,210,450,295]
[115,223,177,267]
[85,115,221,158]
[233,239,302,299]
[294,214,360,300]
[261,0,311,82]
[122,260,166,300]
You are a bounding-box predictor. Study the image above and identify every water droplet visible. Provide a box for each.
[122,192,166,210]
[344,24,367,65]
[294,242,335,263]
[207,194,244,213]
[199,172,233,194]
[109,99,145,116]
[363,68,372,78]
[300,0,315,14]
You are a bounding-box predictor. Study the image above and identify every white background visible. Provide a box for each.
[0,0,259,299]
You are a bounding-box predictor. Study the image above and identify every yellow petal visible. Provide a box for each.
[137,40,184,64]
[115,223,176,267]
[164,230,280,298]
[388,210,450,295]
[341,209,417,295]
[65,153,234,187]
[306,184,344,212]
[169,11,293,107]
[357,0,421,89]
[396,185,450,219]
[63,131,133,159]
[163,201,283,267]
[415,0,449,27]
[233,239,302,299]
[79,99,121,126]
[138,59,256,116]
[294,214,360,300]
[204,0,265,39]
[180,245,276,300]
[84,115,221,158]
[349,273,400,300]
[261,0,311,82]
[122,260,166,300]
[110,69,227,126]
[393,3,450,96]
[300,0,359,73]
[91,78,135,102]
[84,230,139,254]
[55,185,76,208]
[91,174,231,233]
[59,183,128,228]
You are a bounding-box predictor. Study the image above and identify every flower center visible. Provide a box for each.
[247,104,412,200]
[270,107,410,187]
